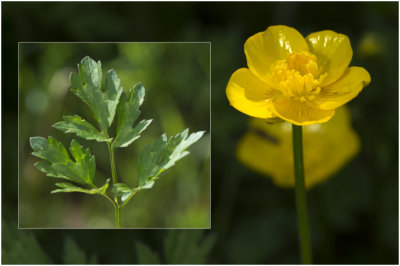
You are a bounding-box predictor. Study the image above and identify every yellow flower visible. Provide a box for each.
[236,106,360,189]
[226,25,371,125]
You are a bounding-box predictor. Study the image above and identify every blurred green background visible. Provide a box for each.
[3,1,398,264]
[18,43,210,228]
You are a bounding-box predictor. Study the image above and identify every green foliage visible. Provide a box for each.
[112,183,139,202]
[29,56,205,227]
[114,129,205,204]
[53,115,111,142]
[114,83,152,148]
[135,231,215,264]
[70,56,123,132]
[52,179,109,194]
[30,137,96,187]
[2,220,51,264]
[138,129,205,188]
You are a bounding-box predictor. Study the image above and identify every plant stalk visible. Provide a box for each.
[107,142,122,228]
[108,143,118,185]
[292,124,312,264]
[115,204,122,228]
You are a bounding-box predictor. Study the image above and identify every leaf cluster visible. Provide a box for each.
[30,56,205,221]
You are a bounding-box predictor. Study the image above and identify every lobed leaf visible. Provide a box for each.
[53,115,112,142]
[70,56,123,132]
[137,129,205,189]
[114,83,152,148]
[30,137,96,186]
[30,136,69,164]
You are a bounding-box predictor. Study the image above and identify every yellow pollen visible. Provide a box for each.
[269,51,326,102]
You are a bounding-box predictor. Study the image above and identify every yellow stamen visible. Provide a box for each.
[269,51,326,102]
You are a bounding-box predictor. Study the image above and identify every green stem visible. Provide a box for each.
[292,124,312,264]
[107,142,122,228]
[115,204,122,228]
[100,192,120,228]
[107,143,118,185]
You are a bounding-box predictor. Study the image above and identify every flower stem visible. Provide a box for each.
[292,124,312,264]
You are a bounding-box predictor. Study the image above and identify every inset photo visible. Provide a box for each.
[19,42,210,229]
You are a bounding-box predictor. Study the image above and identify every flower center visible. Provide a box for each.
[269,51,326,102]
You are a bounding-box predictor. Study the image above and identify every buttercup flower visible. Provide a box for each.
[226,25,371,125]
[236,106,360,188]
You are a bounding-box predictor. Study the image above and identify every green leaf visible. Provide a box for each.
[30,137,96,186]
[114,83,152,148]
[51,179,109,194]
[112,183,132,201]
[136,242,162,264]
[53,115,112,142]
[112,183,132,194]
[137,129,205,189]
[112,183,141,202]
[30,136,69,164]
[70,56,123,132]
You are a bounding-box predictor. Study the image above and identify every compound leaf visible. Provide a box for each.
[70,56,123,132]
[137,129,205,189]
[114,83,152,148]
[53,115,112,142]
[30,137,96,186]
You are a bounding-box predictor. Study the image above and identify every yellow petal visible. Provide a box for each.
[245,25,309,86]
[314,67,371,110]
[236,106,360,189]
[306,30,353,86]
[226,68,277,119]
[271,97,335,125]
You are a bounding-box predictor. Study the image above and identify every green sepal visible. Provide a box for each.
[51,179,110,194]
[52,115,112,142]
[30,137,96,186]
[114,83,152,148]
[70,56,123,132]
[137,129,205,189]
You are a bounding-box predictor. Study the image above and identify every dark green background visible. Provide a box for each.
[3,1,398,264]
